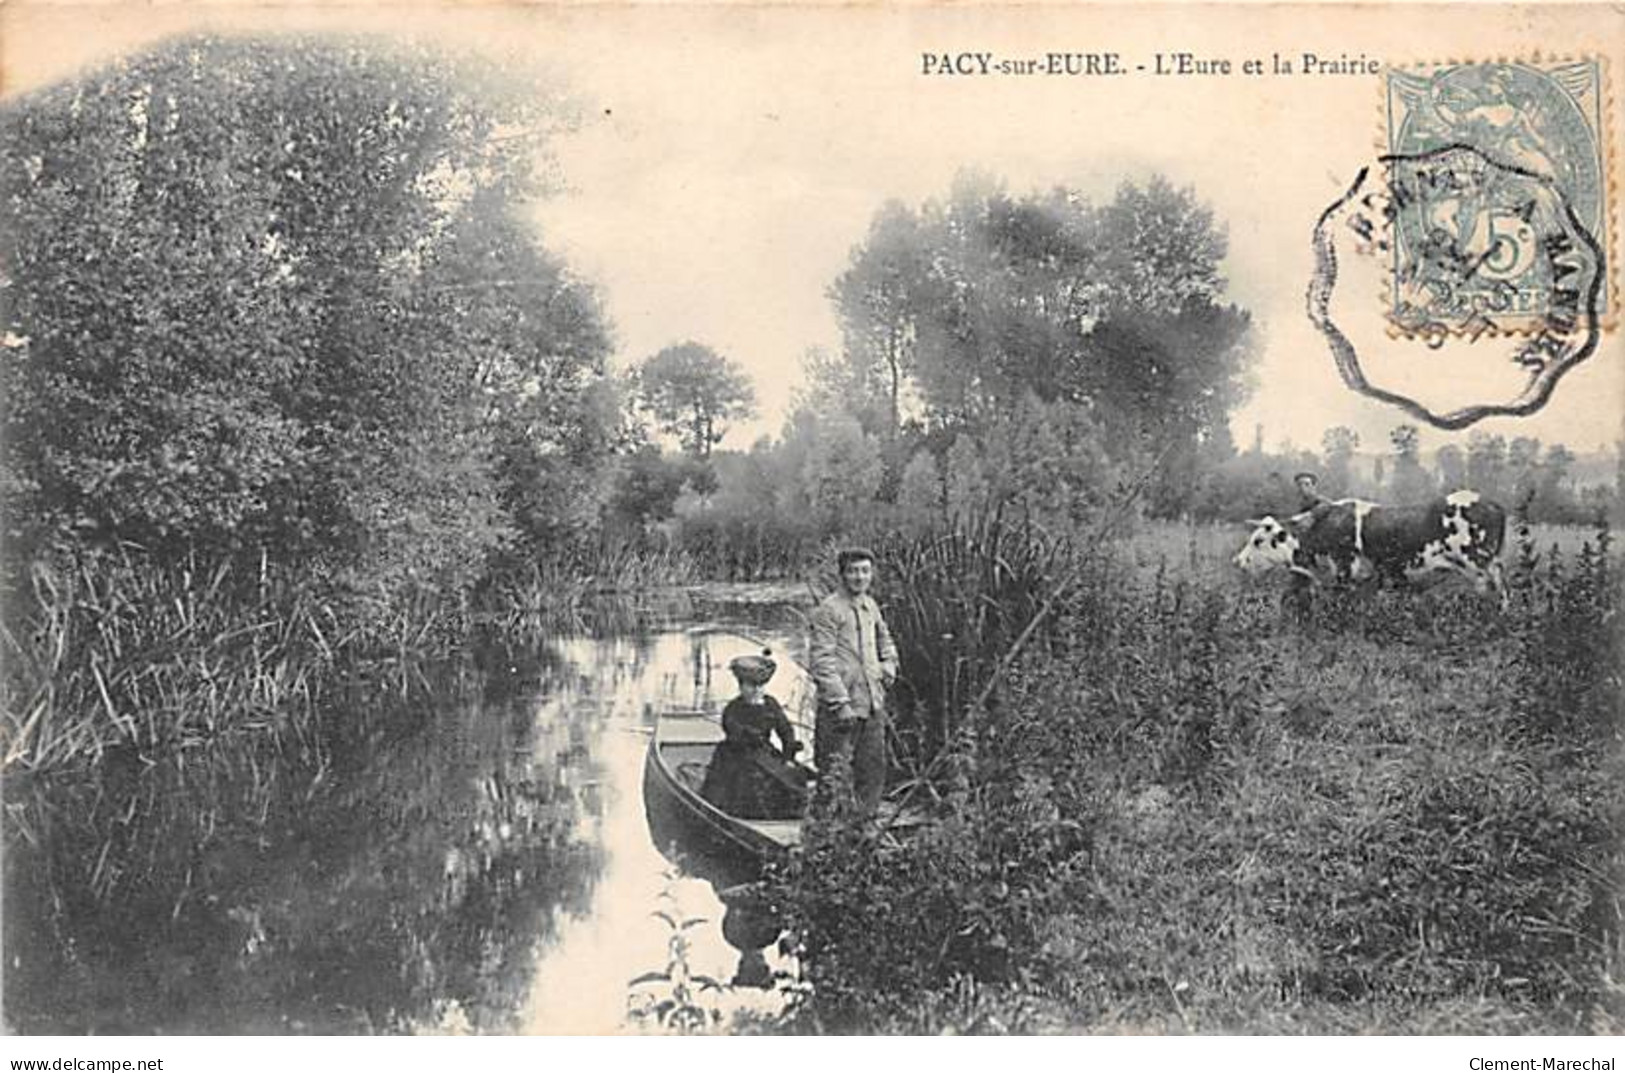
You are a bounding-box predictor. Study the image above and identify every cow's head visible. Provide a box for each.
[1233,516,1301,574]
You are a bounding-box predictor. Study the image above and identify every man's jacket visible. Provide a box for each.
[808,590,898,721]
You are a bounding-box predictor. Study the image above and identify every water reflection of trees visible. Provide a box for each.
[5,644,610,1034]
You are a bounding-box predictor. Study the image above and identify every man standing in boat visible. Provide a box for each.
[808,547,898,815]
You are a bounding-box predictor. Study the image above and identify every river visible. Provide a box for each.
[3,608,809,1034]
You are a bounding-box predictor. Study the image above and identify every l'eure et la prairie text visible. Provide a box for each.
[919,51,1383,77]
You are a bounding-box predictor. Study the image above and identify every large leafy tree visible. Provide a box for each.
[1616,442,1625,511]
[1388,424,1434,502]
[796,412,885,530]
[633,342,756,459]
[1435,443,1467,492]
[1321,426,1361,494]
[1508,437,1544,511]
[0,34,611,591]
[1467,433,1509,502]
[1537,444,1578,521]
[827,171,1254,516]
[827,201,929,440]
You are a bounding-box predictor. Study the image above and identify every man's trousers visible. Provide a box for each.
[813,709,887,814]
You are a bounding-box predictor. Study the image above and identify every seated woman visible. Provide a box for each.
[700,650,810,820]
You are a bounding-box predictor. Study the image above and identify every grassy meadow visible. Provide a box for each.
[763,516,1623,1034]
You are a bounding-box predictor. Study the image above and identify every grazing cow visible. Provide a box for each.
[1233,490,1508,606]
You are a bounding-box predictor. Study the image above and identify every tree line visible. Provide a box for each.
[1207,424,1612,525]
[610,173,1616,577]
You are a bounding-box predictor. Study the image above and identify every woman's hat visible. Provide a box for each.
[729,649,777,686]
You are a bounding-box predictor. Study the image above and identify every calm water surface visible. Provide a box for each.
[4,618,808,1034]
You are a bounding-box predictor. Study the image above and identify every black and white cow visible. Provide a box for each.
[1233,490,1508,606]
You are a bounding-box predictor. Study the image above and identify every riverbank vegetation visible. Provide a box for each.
[762,517,1623,1034]
[1,35,629,773]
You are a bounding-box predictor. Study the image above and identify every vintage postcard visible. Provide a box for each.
[1,0,1621,1051]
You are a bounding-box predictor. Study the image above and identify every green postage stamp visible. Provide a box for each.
[1383,58,1614,336]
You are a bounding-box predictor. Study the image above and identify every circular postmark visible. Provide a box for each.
[1308,143,1604,430]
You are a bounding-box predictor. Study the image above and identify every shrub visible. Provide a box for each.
[1509,518,1620,744]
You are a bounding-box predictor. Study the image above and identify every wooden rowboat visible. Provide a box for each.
[641,705,805,882]
[640,628,931,885]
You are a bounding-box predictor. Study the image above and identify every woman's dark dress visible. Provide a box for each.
[700,695,810,820]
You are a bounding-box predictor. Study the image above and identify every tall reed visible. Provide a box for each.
[1,545,457,774]
[480,538,700,638]
[875,511,1073,765]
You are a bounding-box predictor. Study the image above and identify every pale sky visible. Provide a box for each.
[6,3,1622,455]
